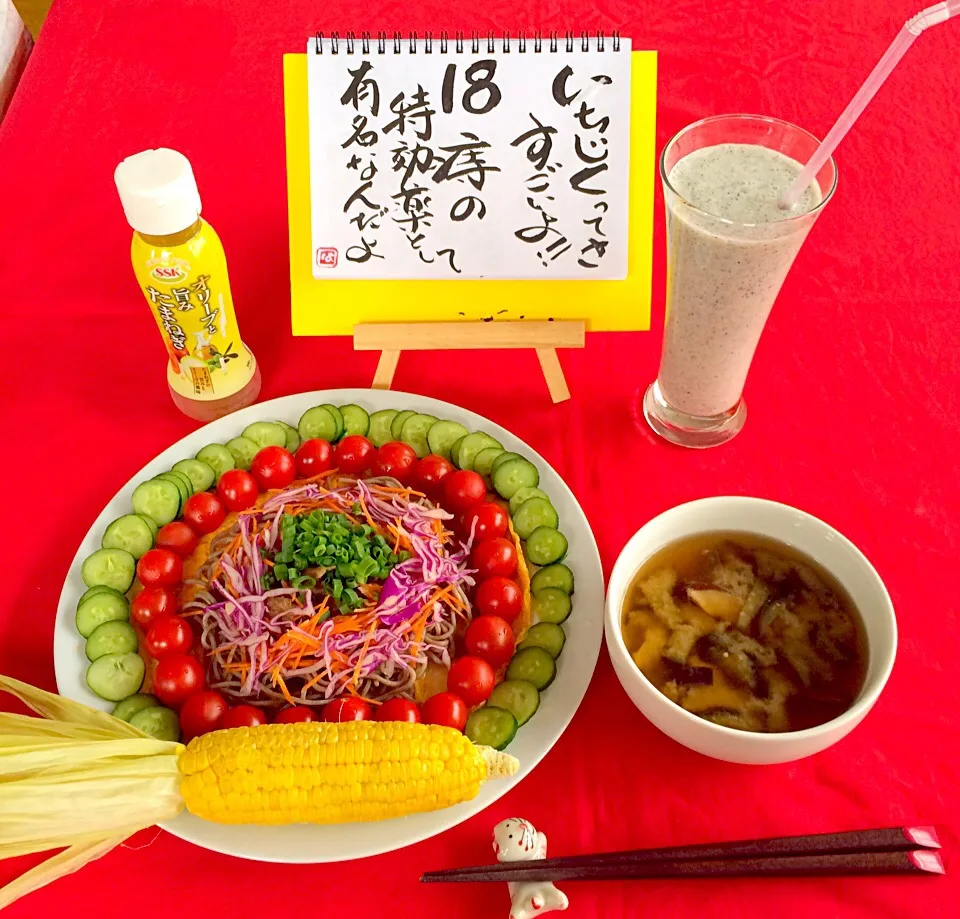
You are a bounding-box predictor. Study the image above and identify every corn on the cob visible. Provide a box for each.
[0,676,519,910]
[179,720,518,824]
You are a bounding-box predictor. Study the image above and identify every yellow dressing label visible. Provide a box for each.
[131,219,256,401]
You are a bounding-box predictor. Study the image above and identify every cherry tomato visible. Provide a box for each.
[474,576,523,623]
[155,521,199,557]
[324,698,372,722]
[412,454,455,497]
[182,492,225,534]
[465,615,516,667]
[376,698,421,723]
[446,656,496,706]
[335,435,375,476]
[296,438,334,478]
[145,616,194,659]
[153,653,204,708]
[421,692,468,731]
[217,469,259,512]
[179,690,228,739]
[136,548,183,588]
[369,442,417,483]
[443,470,487,513]
[274,706,317,723]
[462,502,508,541]
[220,705,268,729]
[471,537,518,580]
[251,446,296,491]
[131,586,178,630]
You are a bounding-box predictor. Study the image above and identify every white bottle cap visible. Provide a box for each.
[114,148,202,235]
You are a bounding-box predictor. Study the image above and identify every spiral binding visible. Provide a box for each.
[313,30,622,55]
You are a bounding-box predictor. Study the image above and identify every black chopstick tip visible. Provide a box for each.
[909,851,946,875]
[904,826,941,849]
[421,872,460,884]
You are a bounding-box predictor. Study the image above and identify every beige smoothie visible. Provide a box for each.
[657,144,822,418]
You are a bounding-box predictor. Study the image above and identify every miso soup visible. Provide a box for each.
[620,533,867,733]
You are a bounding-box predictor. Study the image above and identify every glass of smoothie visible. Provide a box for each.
[643,114,837,448]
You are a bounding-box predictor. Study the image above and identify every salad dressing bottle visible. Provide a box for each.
[114,148,261,422]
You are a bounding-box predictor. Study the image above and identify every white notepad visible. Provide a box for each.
[306,34,632,280]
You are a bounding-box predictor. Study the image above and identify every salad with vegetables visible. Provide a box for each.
[74,401,575,754]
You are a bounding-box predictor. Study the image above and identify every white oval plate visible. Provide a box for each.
[53,389,603,863]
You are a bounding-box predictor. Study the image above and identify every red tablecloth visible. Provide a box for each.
[1,0,959,916]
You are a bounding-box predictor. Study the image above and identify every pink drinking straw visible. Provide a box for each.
[780,1,960,209]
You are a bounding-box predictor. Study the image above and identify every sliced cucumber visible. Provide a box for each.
[465,706,518,750]
[320,404,345,441]
[531,586,572,624]
[339,404,370,437]
[77,585,124,608]
[85,621,139,661]
[156,472,190,508]
[390,409,417,441]
[168,470,196,501]
[491,451,524,473]
[137,514,159,538]
[242,421,287,450]
[487,680,540,726]
[85,652,145,702]
[173,458,216,493]
[132,478,180,525]
[530,563,575,595]
[166,466,200,496]
[493,458,540,500]
[368,409,398,447]
[81,549,136,592]
[525,527,568,566]
[129,705,180,742]
[76,592,130,638]
[512,497,559,539]
[520,622,566,658]
[457,432,502,471]
[226,436,259,470]
[277,421,302,453]
[400,413,439,458]
[101,515,154,559]
[112,693,158,722]
[427,420,469,460]
[509,486,551,516]
[506,646,556,691]
[298,406,339,443]
[449,435,467,467]
[473,447,504,478]
[195,444,235,481]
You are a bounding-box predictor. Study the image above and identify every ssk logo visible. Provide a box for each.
[150,264,189,282]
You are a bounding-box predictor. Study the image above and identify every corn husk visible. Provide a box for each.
[0,676,184,910]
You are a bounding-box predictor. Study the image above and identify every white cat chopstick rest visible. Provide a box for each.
[492,818,569,919]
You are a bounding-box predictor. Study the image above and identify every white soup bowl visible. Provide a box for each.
[604,497,897,764]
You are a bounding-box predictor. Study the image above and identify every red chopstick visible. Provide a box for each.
[420,827,943,884]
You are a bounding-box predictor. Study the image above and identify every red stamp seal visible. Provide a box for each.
[316,247,339,268]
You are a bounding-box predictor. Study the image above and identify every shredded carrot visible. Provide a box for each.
[275,673,296,706]
[351,621,379,685]
[358,495,376,529]
[373,485,419,496]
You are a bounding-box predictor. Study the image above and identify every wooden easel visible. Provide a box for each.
[353,321,586,404]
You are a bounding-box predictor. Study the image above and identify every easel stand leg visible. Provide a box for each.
[372,350,400,390]
[536,348,570,403]
[354,321,585,404]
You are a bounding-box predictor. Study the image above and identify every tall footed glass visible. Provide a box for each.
[643,115,838,448]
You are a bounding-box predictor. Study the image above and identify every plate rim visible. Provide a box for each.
[53,388,603,863]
